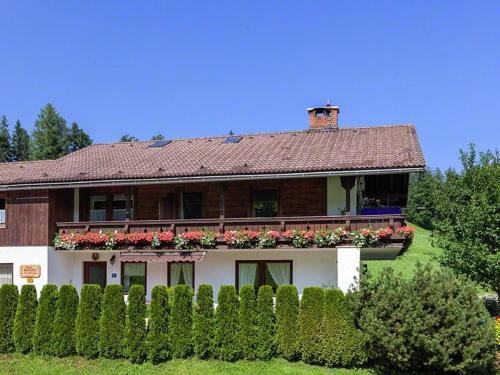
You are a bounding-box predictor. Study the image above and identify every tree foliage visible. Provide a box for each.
[75,285,102,358]
[67,122,92,152]
[255,285,275,360]
[33,284,58,355]
[125,284,146,363]
[51,285,79,357]
[151,134,165,140]
[169,284,193,358]
[147,285,171,363]
[99,284,126,358]
[0,115,12,162]
[353,264,496,374]
[13,284,38,353]
[31,104,69,160]
[214,285,241,361]
[275,285,300,361]
[299,287,324,365]
[238,285,257,360]
[193,284,215,359]
[433,144,500,297]
[119,134,139,142]
[11,120,30,161]
[0,284,19,353]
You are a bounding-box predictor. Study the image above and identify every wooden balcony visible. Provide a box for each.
[56,214,406,244]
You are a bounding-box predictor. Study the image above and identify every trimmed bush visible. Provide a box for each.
[275,285,300,361]
[169,284,193,358]
[321,288,366,367]
[193,284,215,359]
[0,284,19,353]
[147,285,171,363]
[353,264,497,374]
[214,285,241,361]
[299,287,324,365]
[33,284,58,355]
[125,284,147,363]
[238,285,257,360]
[255,285,275,360]
[75,284,102,358]
[99,284,126,358]
[13,284,38,353]
[51,285,79,357]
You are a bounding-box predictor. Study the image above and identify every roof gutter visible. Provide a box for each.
[0,167,425,191]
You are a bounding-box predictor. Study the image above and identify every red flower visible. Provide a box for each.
[180,231,203,242]
[126,232,151,245]
[114,232,128,245]
[157,231,175,243]
[397,226,415,238]
[376,227,394,238]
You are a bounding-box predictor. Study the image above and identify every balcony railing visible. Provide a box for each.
[57,214,406,242]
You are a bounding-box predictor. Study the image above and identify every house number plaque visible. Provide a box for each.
[20,265,41,278]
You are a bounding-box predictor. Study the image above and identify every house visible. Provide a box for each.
[0,104,425,297]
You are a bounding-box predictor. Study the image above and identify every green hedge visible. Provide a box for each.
[13,284,38,353]
[256,285,275,360]
[215,285,241,361]
[299,287,324,365]
[51,285,79,357]
[33,284,58,355]
[147,285,171,364]
[125,284,146,363]
[169,284,193,358]
[75,284,102,358]
[193,284,215,359]
[321,288,366,367]
[0,284,19,353]
[276,285,300,361]
[99,284,126,358]
[238,285,257,360]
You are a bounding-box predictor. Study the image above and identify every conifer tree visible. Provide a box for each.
[0,115,12,162]
[255,285,275,360]
[192,284,215,359]
[147,285,171,363]
[214,285,241,361]
[0,284,19,353]
[67,122,92,152]
[11,120,30,161]
[51,285,79,357]
[75,285,102,358]
[238,285,257,360]
[125,284,146,363]
[31,103,69,160]
[13,284,38,353]
[275,285,300,360]
[99,284,126,358]
[169,284,193,358]
[33,284,58,355]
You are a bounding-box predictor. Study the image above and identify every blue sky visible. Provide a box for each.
[1,1,499,169]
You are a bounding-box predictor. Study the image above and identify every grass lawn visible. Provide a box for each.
[0,354,374,375]
[363,224,442,279]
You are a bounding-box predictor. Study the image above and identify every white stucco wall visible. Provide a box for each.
[0,246,50,292]
[327,176,358,215]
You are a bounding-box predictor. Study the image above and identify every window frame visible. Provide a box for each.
[167,261,195,288]
[0,196,6,228]
[121,262,147,294]
[0,263,14,285]
[235,260,293,290]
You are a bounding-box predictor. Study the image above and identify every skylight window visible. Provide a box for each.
[149,140,172,148]
[223,136,242,144]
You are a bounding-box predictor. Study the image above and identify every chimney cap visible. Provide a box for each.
[306,105,339,112]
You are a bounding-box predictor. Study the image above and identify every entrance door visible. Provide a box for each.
[83,262,107,289]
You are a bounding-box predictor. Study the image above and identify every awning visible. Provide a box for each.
[119,252,205,263]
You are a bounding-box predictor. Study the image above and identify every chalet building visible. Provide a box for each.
[0,104,425,297]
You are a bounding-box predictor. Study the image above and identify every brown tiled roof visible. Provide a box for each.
[0,125,425,186]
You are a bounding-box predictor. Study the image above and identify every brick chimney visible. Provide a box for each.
[307,103,339,129]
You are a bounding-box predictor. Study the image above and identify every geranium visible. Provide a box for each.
[375,227,394,244]
[114,232,128,247]
[200,231,218,249]
[126,232,154,248]
[283,229,315,248]
[258,230,281,248]
[174,231,204,250]
[156,231,175,248]
[351,228,379,248]
[79,232,109,248]
[224,230,259,249]
[53,233,79,250]
[315,227,348,248]
[397,226,415,239]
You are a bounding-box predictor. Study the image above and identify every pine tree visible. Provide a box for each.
[151,134,165,140]
[192,284,215,359]
[67,122,92,152]
[119,134,139,142]
[51,285,79,357]
[31,103,69,160]
[11,120,30,161]
[147,285,171,363]
[0,284,19,353]
[33,284,59,355]
[13,284,38,353]
[0,115,12,162]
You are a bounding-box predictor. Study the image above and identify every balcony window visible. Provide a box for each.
[122,262,146,293]
[253,190,278,217]
[89,195,107,221]
[0,263,13,285]
[168,262,194,288]
[0,198,5,225]
[236,260,292,291]
[113,193,134,221]
[182,192,203,219]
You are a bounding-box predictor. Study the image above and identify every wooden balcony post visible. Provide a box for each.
[125,187,132,220]
[219,183,227,235]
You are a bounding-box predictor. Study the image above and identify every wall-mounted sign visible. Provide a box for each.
[20,265,41,278]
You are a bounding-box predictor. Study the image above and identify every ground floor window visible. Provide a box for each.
[83,261,107,289]
[168,262,194,288]
[236,260,292,291]
[122,262,146,293]
[0,263,13,285]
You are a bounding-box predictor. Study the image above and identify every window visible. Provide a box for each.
[122,262,146,293]
[182,192,203,219]
[0,198,5,225]
[168,262,194,288]
[236,260,292,291]
[113,193,134,221]
[0,263,13,285]
[253,190,278,217]
[89,195,107,221]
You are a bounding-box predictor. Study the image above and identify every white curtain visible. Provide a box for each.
[181,263,193,288]
[267,262,290,286]
[170,263,182,286]
[124,263,145,290]
[239,263,258,288]
[0,264,12,285]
